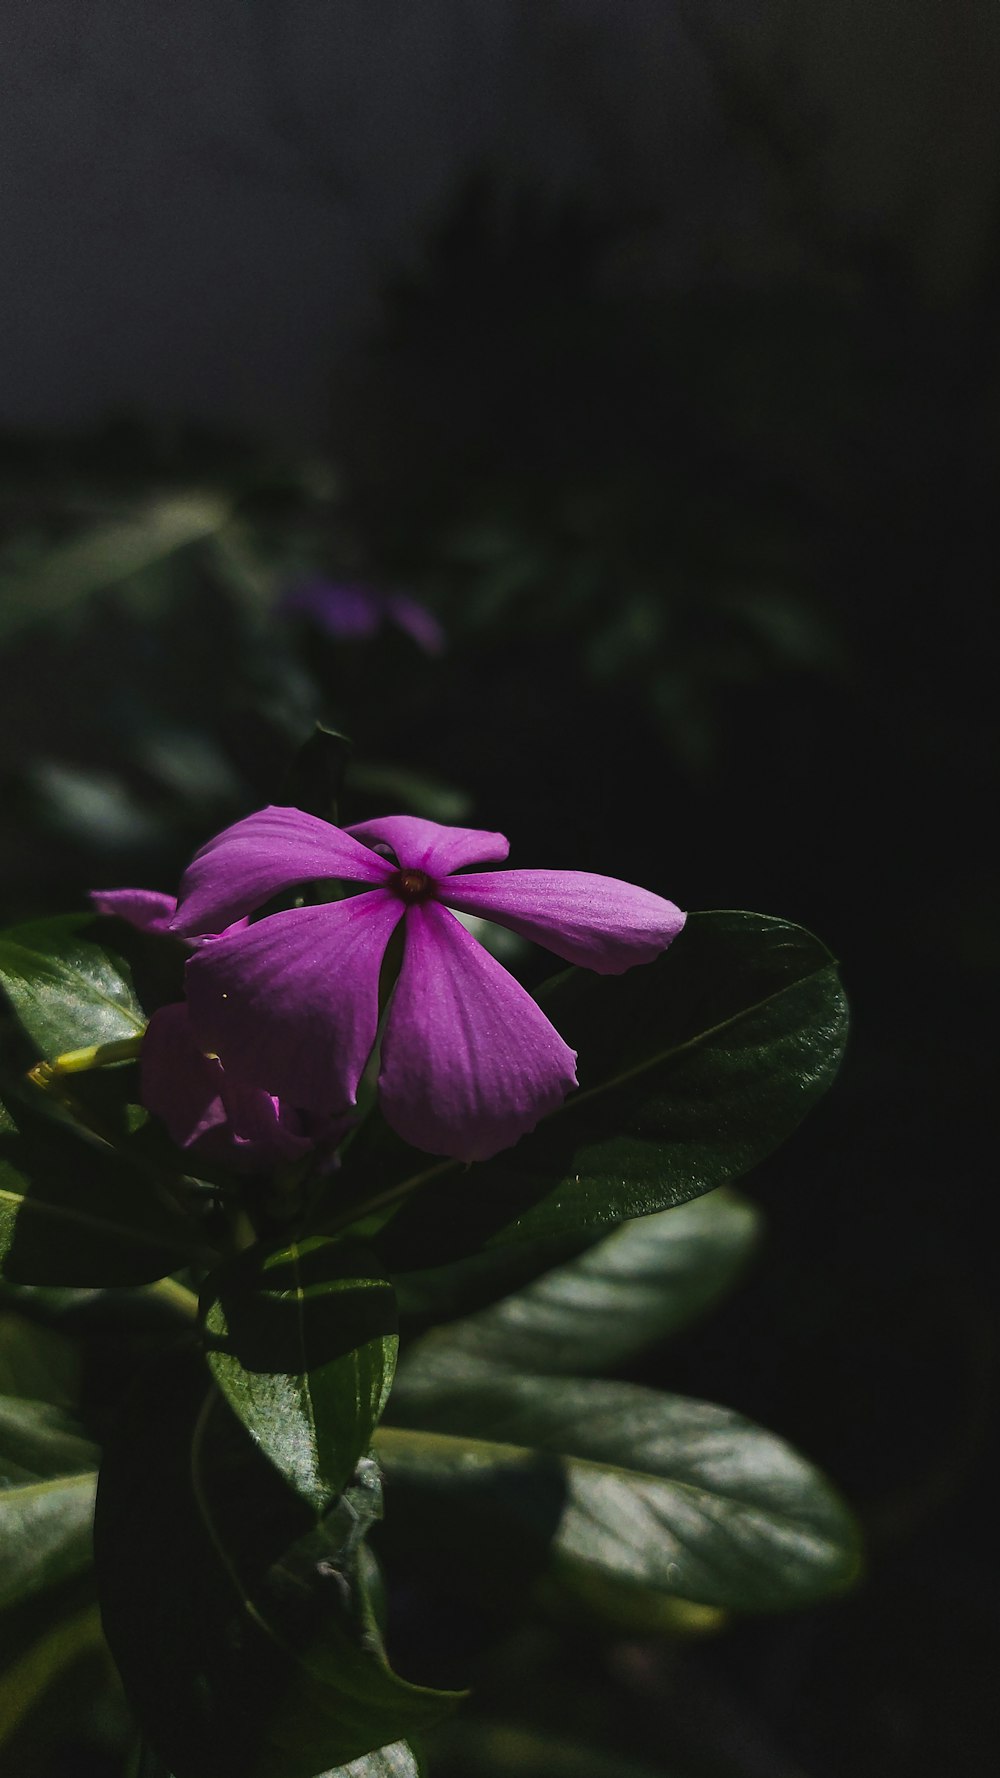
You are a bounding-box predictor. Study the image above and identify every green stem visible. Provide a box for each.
[28,1035,145,1085]
[143,1275,199,1322]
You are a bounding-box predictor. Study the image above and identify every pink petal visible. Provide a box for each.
[171,805,393,936]
[141,1004,315,1169]
[90,888,178,934]
[345,815,509,877]
[378,902,577,1162]
[141,1003,228,1146]
[440,870,686,974]
[184,892,403,1114]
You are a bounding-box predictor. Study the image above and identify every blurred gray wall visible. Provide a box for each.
[2,0,998,442]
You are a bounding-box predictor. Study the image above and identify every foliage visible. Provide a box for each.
[0,842,856,1777]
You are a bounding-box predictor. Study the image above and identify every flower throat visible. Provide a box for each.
[392,868,433,903]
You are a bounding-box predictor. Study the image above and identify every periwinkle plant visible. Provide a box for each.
[0,754,859,1778]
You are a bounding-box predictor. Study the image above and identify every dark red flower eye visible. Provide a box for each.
[393,868,433,903]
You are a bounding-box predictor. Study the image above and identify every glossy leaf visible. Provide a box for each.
[398,1189,760,1379]
[325,1741,423,1778]
[202,1238,398,1512]
[96,1358,459,1778]
[0,915,145,1059]
[1,1090,199,1285]
[379,1370,860,1612]
[0,1316,99,1621]
[364,912,848,1266]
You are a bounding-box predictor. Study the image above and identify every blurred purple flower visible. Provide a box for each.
[170,808,684,1164]
[279,579,445,656]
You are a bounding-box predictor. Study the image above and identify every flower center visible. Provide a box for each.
[392,868,433,904]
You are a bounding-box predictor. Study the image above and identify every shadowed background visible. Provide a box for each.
[1,4,997,1775]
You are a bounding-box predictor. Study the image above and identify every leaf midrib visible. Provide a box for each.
[566,944,837,1111]
[0,1468,98,1504]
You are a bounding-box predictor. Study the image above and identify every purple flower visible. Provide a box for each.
[91,891,297,1168]
[89,888,180,934]
[89,888,248,940]
[140,1003,328,1171]
[280,580,445,656]
[169,808,684,1163]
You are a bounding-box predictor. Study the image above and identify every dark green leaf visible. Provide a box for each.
[350,764,471,824]
[0,1306,82,1403]
[379,1370,860,1613]
[96,1357,459,1778]
[0,493,231,641]
[397,1190,760,1379]
[0,915,145,1059]
[0,1597,107,1761]
[1,1090,200,1285]
[0,1275,200,1338]
[427,1719,689,1778]
[281,725,354,824]
[0,1407,97,1615]
[202,1238,398,1511]
[393,1232,600,1333]
[0,1313,98,1620]
[363,913,847,1266]
[324,1740,423,1778]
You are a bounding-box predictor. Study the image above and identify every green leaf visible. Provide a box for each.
[0,1315,99,1620]
[0,915,145,1059]
[96,1357,459,1778]
[0,1310,107,1761]
[1,1090,199,1286]
[324,1740,423,1778]
[393,1232,600,1333]
[366,912,848,1265]
[0,1600,106,1755]
[426,1719,688,1778]
[0,1274,200,1338]
[397,1190,760,1380]
[280,724,354,824]
[0,492,232,641]
[0,1306,82,1403]
[378,1371,860,1613]
[201,1238,398,1511]
[0,1449,96,1617]
[350,764,472,825]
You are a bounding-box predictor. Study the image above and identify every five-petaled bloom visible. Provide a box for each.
[168,808,684,1163]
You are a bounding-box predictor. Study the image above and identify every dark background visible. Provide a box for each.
[1,4,997,1775]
